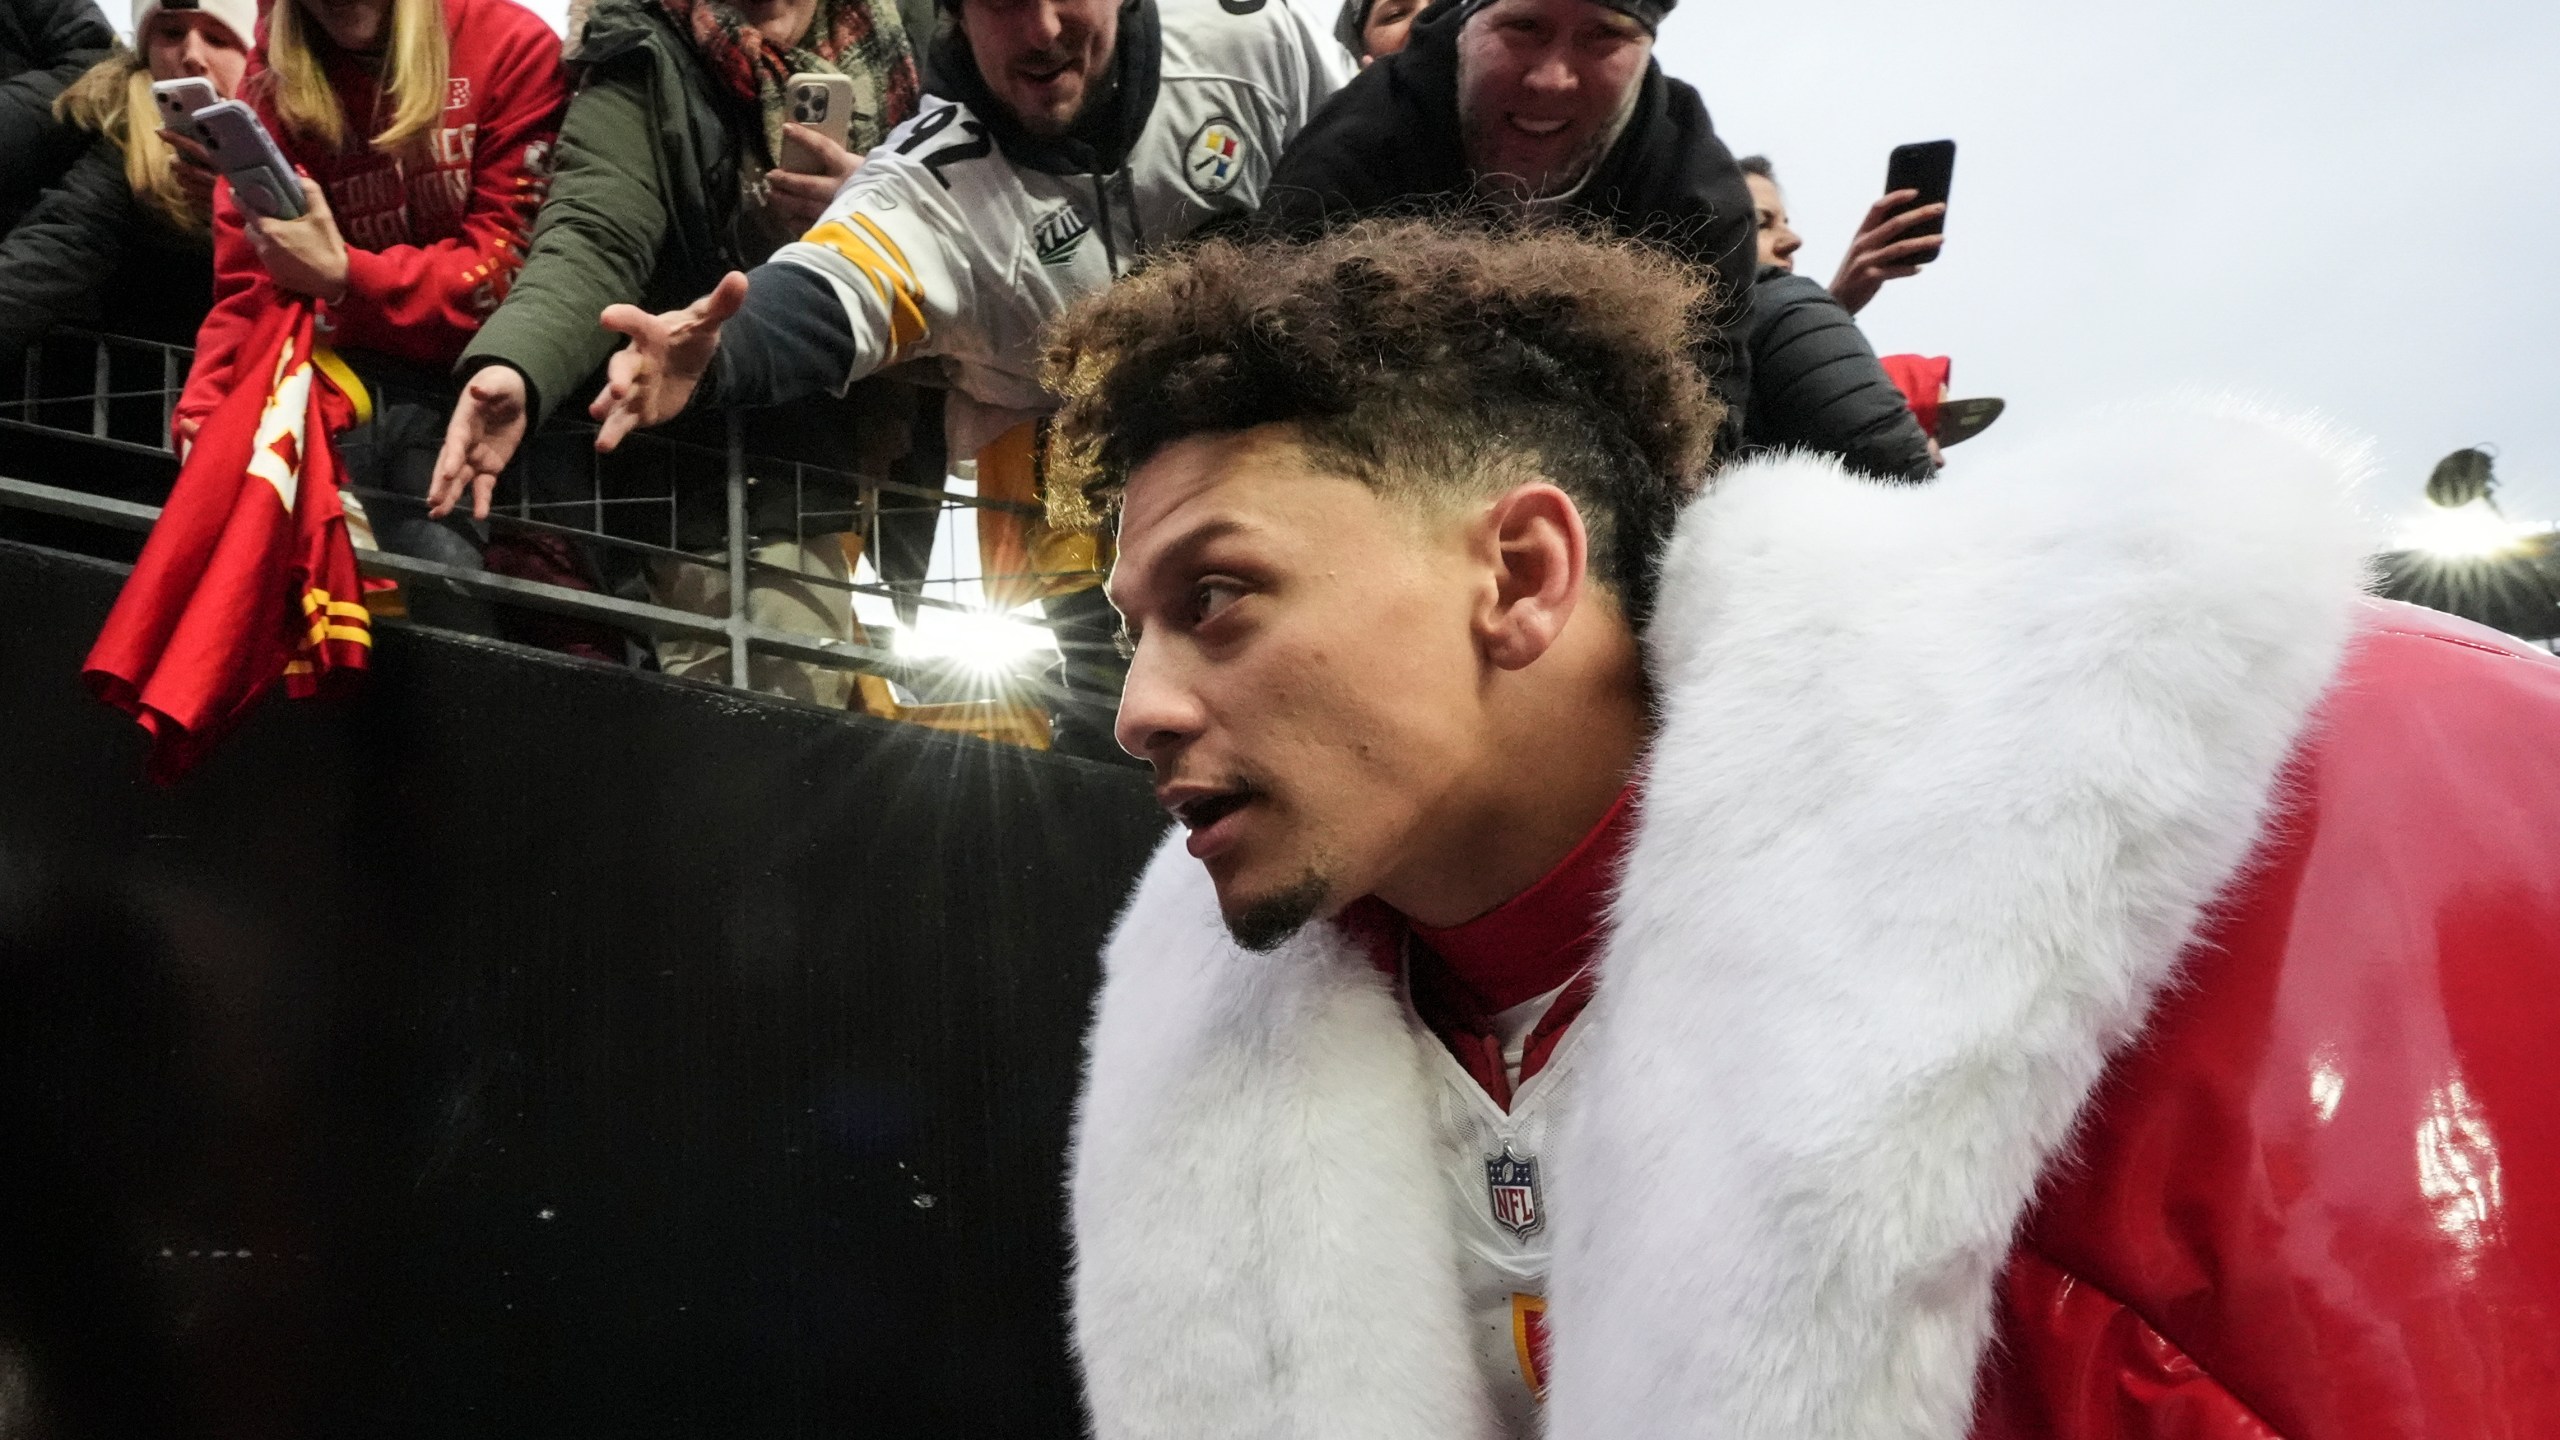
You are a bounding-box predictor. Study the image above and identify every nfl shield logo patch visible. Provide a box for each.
[1486,1148,1542,1239]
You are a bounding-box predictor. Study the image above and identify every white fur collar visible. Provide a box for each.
[1069,406,2379,1439]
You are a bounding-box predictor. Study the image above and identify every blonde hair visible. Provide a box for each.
[54,48,202,232]
[265,0,452,155]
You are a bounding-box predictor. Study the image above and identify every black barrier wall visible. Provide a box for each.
[0,538,1166,1440]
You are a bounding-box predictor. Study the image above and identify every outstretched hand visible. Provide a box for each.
[1829,190,1946,316]
[589,271,751,453]
[428,364,533,520]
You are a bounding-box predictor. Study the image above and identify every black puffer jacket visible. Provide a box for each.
[1254,0,1757,451]
[0,0,113,230]
[1742,266,1934,483]
[0,139,213,352]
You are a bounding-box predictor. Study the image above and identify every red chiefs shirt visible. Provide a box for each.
[88,300,371,782]
[176,0,564,436]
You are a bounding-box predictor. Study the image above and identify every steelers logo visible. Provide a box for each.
[1185,117,1247,196]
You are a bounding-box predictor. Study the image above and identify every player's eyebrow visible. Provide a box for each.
[1106,515,1250,646]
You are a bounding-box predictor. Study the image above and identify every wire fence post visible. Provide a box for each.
[725,408,751,690]
[858,472,881,599]
[160,344,179,449]
[90,339,110,439]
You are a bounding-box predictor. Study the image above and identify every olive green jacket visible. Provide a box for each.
[462,0,805,423]
[460,0,923,546]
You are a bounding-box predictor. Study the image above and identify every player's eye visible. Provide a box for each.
[1191,579,1244,625]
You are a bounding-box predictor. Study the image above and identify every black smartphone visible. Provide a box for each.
[1883,139,1956,257]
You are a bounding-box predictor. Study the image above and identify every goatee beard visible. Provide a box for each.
[1227,870,1332,953]
[1454,70,1642,203]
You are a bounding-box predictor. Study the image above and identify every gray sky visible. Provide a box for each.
[1655,0,2560,527]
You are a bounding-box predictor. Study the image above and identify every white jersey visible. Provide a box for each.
[769,0,1348,459]
[1411,976,1589,1438]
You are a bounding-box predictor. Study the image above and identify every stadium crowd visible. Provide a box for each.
[4,0,1982,755]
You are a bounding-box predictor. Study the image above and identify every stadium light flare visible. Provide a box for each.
[894,605,1058,673]
[2375,444,2559,646]
[2397,502,2541,561]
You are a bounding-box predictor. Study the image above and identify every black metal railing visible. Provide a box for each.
[0,329,1116,739]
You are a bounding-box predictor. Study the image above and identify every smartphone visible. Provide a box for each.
[780,72,859,174]
[194,99,307,221]
[150,77,221,146]
[1882,139,1956,258]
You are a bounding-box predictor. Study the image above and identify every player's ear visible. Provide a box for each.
[1474,482,1585,671]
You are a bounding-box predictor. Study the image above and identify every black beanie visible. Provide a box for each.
[1333,0,1372,54]
[1342,0,1674,61]
[1454,0,1675,33]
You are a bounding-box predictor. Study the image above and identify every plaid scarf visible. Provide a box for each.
[654,0,922,162]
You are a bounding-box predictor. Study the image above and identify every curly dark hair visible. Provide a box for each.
[1042,219,1722,629]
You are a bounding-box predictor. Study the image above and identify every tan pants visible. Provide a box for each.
[648,535,859,709]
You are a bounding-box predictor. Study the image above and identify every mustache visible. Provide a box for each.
[1156,765,1261,794]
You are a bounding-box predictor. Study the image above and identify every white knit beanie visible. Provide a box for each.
[131,0,258,51]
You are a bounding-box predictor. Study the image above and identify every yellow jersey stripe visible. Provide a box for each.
[852,213,918,286]
[804,219,931,356]
[301,617,373,648]
[301,589,373,622]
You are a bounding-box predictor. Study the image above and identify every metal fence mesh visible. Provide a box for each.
[0,329,1114,745]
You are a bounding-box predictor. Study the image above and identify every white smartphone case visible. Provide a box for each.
[150,78,220,148]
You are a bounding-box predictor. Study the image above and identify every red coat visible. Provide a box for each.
[1983,601,2560,1439]
[175,0,564,437]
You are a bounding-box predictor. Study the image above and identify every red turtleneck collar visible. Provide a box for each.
[1410,783,1637,1013]
[1346,783,1640,1107]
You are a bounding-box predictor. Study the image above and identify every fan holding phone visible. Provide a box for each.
[765,72,871,230]
[1831,138,1953,315]
[160,0,570,632]
[0,0,251,352]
